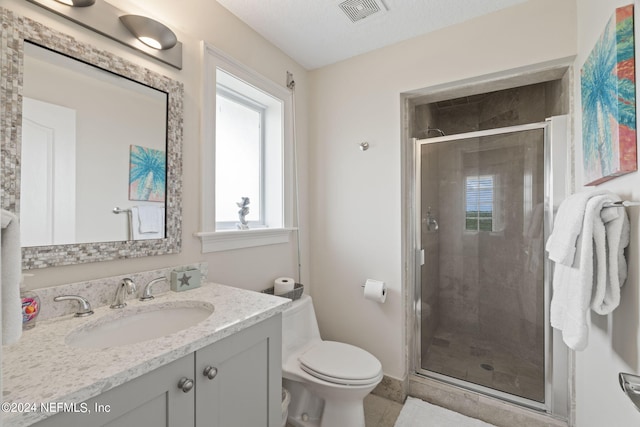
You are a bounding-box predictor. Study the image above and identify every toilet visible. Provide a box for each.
[281,295,383,427]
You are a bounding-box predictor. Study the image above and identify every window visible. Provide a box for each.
[197,43,294,252]
[215,85,265,229]
[465,175,494,231]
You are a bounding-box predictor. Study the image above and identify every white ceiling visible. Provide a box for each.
[215,0,527,70]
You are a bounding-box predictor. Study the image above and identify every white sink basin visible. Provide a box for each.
[66,301,214,348]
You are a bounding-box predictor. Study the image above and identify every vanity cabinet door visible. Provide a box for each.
[33,354,195,427]
[195,315,282,427]
[31,315,282,427]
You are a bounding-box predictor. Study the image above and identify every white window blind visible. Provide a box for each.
[465,175,494,231]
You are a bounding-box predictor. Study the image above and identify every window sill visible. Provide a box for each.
[195,228,295,253]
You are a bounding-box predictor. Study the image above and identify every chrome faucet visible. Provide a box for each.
[140,277,167,301]
[110,278,137,309]
[53,295,94,317]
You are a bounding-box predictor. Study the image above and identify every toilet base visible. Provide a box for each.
[286,401,365,427]
[317,399,365,427]
[284,378,323,426]
[283,377,368,427]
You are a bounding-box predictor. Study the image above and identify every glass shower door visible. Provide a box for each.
[417,124,547,405]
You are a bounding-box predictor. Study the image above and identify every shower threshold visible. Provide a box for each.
[414,368,548,413]
[407,374,567,427]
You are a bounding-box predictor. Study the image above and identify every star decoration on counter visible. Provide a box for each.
[180,273,192,287]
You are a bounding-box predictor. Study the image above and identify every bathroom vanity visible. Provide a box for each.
[2,283,290,427]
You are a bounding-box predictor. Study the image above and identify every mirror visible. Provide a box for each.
[0,8,184,269]
[22,42,168,246]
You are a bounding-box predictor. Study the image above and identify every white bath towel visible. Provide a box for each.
[545,188,608,266]
[591,199,629,314]
[1,209,22,345]
[549,194,629,350]
[131,206,165,240]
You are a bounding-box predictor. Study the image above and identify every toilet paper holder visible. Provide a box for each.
[362,285,387,297]
[361,284,383,289]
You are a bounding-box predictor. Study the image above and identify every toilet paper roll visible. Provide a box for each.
[274,277,295,295]
[363,279,387,303]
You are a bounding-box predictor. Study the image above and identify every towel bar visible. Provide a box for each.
[112,207,133,240]
[603,200,640,208]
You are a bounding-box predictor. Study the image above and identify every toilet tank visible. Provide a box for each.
[282,295,321,362]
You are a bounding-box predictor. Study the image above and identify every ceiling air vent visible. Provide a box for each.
[338,0,387,23]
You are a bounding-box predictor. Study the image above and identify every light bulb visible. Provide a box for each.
[54,0,96,6]
[138,37,162,50]
[119,15,177,50]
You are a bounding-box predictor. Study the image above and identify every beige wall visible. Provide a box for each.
[6,0,310,294]
[574,0,640,425]
[308,0,577,380]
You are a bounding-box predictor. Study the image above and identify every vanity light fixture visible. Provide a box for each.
[25,0,182,69]
[119,15,177,50]
[53,0,95,6]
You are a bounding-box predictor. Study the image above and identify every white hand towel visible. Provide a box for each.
[1,209,22,345]
[136,205,163,233]
[545,189,609,266]
[131,206,165,240]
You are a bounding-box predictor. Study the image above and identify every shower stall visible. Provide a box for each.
[411,116,569,413]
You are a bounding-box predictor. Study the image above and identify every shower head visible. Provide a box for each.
[425,128,446,137]
[417,127,446,138]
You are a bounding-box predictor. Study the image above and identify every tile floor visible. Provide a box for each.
[285,394,403,427]
[422,328,544,402]
[364,394,404,427]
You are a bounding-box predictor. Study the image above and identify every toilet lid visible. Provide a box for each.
[298,341,381,386]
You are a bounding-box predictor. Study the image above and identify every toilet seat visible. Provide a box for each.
[298,341,382,386]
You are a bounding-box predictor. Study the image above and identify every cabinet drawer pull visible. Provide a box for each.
[203,366,218,380]
[178,377,194,393]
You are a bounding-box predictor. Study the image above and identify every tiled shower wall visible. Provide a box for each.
[416,81,568,136]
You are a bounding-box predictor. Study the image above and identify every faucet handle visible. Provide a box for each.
[140,277,167,301]
[54,295,94,317]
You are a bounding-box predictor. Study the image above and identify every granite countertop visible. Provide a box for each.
[2,283,291,427]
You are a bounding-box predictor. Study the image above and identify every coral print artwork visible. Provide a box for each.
[129,145,166,202]
[581,4,637,185]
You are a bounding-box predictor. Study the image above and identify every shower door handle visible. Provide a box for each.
[416,249,424,266]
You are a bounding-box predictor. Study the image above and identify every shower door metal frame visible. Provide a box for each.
[411,118,569,416]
